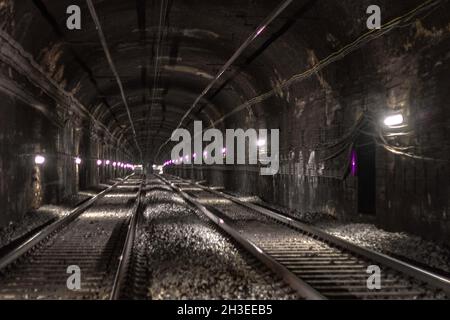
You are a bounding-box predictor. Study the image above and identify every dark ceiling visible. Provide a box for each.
[3,0,436,162]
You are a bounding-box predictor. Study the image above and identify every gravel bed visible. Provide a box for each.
[137,183,295,300]
[226,192,337,225]
[258,201,450,275]
[314,221,450,274]
[0,193,91,250]
[0,185,137,300]
[208,189,450,276]
[0,180,125,251]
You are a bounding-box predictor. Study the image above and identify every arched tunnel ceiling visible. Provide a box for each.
[3,0,439,162]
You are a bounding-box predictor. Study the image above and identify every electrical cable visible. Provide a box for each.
[158,0,445,162]
[86,0,143,161]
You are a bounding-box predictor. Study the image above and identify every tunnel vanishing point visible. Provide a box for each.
[0,0,449,301]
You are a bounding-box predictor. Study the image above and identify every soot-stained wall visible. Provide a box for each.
[0,90,129,228]
[172,2,450,244]
[0,0,449,244]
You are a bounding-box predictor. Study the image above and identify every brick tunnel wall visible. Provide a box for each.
[0,0,449,244]
[0,91,130,228]
[170,11,450,244]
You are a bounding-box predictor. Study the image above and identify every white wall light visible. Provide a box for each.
[35,155,45,165]
[75,157,82,165]
[97,159,102,166]
[384,114,404,127]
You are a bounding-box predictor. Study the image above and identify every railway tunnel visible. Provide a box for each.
[0,0,449,301]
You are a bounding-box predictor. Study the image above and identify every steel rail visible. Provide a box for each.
[156,174,325,300]
[110,177,145,299]
[0,174,135,271]
[183,178,450,296]
[153,0,294,162]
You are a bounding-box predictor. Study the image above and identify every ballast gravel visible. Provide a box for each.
[249,196,450,275]
[0,193,91,250]
[0,180,122,251]
[314,221,450,274]
[137,180,295,300]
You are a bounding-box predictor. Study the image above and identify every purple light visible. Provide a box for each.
[350,149,357,176]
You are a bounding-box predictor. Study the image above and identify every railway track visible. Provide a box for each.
[157,174,450,300]
[0,175,144,300]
